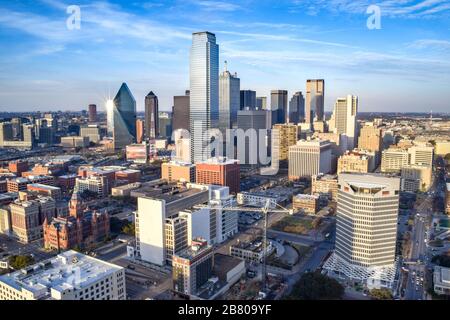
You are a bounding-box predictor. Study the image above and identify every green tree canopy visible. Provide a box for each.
[288,272,344,300]
[9,255,35,270]
[370,288,393,300]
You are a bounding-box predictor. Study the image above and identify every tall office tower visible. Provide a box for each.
[289,91,305,124]
[145,91,159,139]
[11,118,22,140]
[236,110,270,166]
[408,145,434,167]
[305,79,325,124]
[196,157,240,194]
[329,95,358,151]
[0,122,13,146]
[240,90,256,110]
[270,90,288,124]
[111,83,136,149]
[190,31,219,163]
[173,91,190,132]
[88,104,97,122]
[106,100,114,137]
[158,111,173,138]
[22,124,35,148]
[288,139,332,180]
[272,123,299,163]
[358,123,382,152]
[136,119,144,144]
[324,174,400,289]
[256,96,267,110]
[219,65,240,134]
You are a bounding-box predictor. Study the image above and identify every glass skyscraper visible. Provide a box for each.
[219,66,240,135]
[190,32,219,163]
[112,83,136,149]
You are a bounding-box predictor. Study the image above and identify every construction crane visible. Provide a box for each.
[196,200,292,293]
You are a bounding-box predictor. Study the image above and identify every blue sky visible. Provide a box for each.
[0,0,449,113]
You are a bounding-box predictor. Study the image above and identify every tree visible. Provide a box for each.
[370,288,393,300]
[431,254,450,268]
[287,272,344,300]
[122,223,135,236]
[445,153,450,162]
[8,255,35,270]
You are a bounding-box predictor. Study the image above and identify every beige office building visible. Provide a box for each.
[272,123,299,162]
[161,161,196,183]
[408,145,434,167]
[401,164,432,192]
[288,139,332,180]
[337,152,370,174]
[358,124,382,152]
[312,174,338,201]
[381,148,409,173]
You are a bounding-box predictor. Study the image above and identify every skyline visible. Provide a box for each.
[0,0,450,113]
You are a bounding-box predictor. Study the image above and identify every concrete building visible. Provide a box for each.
[175,137,191,163]
[328,95,358,151]
[337,151,370,174]
[0,251,125,300]
[196,157,240,194]
[88,104,97,122]
[126,143,148,164]
[80,125,101,144]
[172,91,190,132]
[358,123,382,152]
[305,79,325,124]
[435,140,450,156]
[433,266,450,296]
[400,165,432,193]
[135,119,144,144]
[272,123,299,163]
[289,91,305,124]
[172,238,214,296]
[288,139,332,180]
[311,174,339,201]
[256,96,267,110]
[240,90,256,110]
[408,145,434,167]
[381,147,410,173]
[324,174,400,289]
[161,161,196,183]
[61,136,89,148]
[8,161,28,176]
[27,184,62,200]
[74,176,109,198]
[292,194,319,215]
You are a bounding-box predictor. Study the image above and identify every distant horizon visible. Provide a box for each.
[0,1,449,112]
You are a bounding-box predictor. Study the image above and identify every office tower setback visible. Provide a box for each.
[112,83,136,149]
[288,139,332,180]
[136,119,144,144]
[190,32,219,163]
[270,90,288,124]
[324,174,400,289]
[305,79,325,124]
[240,90,256,110]
[329,95,358,151]
[173,92,190,132]
[219,66,240,133]
[145,91,159,139]
[289,91,305,124]
[88,104,97,122]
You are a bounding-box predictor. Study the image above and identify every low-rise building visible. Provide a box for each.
[311,174,338,201]
[433,266,450,296]
[161,161,196,183]
[0,251,126,300]
[230,238,273,263]
[293,194,319,215]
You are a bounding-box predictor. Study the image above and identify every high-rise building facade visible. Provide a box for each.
[408,145,434,167]
[136,119,144,144]
[289,91,305,124]
[335,174,400,267]
[329,95,358,151]
[219,67,240,133]
[240,90,256,110]
[112,83,136,149]
[288,139,332,180]
[381,148,409,173]
[358,124,382,152]
[145,91,159,139]
[173,91,190,132]
[305,79,325,124]
[256,96,267,110]
[190,32,219,163]
[272,123,299,162]
[88,104,97,123]
[270,90,288,124]
[196,157,240,194]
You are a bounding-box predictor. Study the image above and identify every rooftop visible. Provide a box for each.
[0,251,123,300]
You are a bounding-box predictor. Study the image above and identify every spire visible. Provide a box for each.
[224,60,228,72]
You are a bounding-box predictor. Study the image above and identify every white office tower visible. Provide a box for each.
[219,63,240,136]
[190,32,219,163]
[288,139,332,180]
[408,145,434,167]
[323,174,400,289]
[329,95,358,151]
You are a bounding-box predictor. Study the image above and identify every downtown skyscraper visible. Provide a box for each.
[329,95,358,151]
[289,91,305,124]
[112,83,136,149]
[219,63,240,135]
[305,79,325,125]
[145,91,159,139]
[189,32,219,163]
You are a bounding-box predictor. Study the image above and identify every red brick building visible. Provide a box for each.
[195,157,240,194]
[8,161,28,176]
